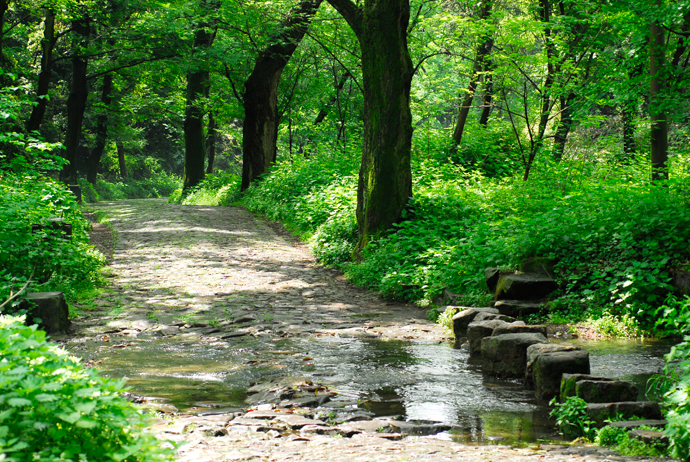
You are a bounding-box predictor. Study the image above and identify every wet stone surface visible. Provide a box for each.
[60,199,675,461]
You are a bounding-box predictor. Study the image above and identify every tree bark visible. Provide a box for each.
[327,0,414,254]
[450,0,493,150]
[478,60,493,127]
[241,0,323,191]
[61,17,90,183]
[86,74,113,184]
[650,0,668,181]
[621,105,635,158]
[116,140,127,178]
[183,13,216,191]
[205,111,216,174]
[552,92,575,160]
[26,8,56,133]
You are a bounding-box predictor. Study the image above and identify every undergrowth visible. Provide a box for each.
[80,172,181,202]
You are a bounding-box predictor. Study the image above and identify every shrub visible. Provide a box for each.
[84,172,181,202]
[549,396,596,440]
[0,315,174,462]
[0,174,105,305]
[169,172,242,206]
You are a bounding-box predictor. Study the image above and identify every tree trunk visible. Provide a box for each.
[478,61,493,127]
[241,0,323,191]
[552,92,575,160]
[183,17,216,191]
[116,140,127,178]
[0,0,9,79]
[650,0,668,181]
[450,0,493,150]
[313,70,351,125]
[26,8,55,133]
[621,105,635,158]
[61,17,90,183]
[205,111,216,175]
[524,0,555,181]
[327,0,414,254]
[86,74,113,185]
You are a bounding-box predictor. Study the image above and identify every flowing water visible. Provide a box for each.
[68,334,669,446]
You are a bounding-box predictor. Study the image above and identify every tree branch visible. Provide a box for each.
[325,0,363,39]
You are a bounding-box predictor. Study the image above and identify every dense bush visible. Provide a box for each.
[169,171,242,206]
[79,172,181,203]
[0,315,174,462]
[0,172,104,308]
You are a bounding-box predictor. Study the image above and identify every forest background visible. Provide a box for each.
[2,0,690,458]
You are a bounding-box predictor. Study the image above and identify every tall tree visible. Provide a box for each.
[86,74,113,184]
[183,0,218,190]
[240,0,323,191]
[650,0,668,181]
[450,0,493,150]
[326,0,414,254]
[26,8,56,132]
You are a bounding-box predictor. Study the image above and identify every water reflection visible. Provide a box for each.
[68,334,669,445]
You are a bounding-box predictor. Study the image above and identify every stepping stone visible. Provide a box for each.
[451,307,498,340]
[586,402,662,422]
[492,323,547,337]
[533,350,590,401]
[20,292,71,334]
[560,374,637,403]
[481,333,549,379]
[630,429,669,445]
[473,312,515,323]
[467,320,509,357]
[560,374,613,401]
[485,268,514,294]
[337,419,391,435]
[608,419,667,430]
[494,273,557,301]
[525,343,580,387]
[494,300,545,318]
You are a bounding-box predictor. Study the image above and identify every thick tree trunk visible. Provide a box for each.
[26,8,55,133]
[183,19,215,191]
[328,0,414,254]
[205,111,216,175]
[450,0,493,150]
[116,140,127,178]
[61,18,90,183]
[241,0,323,191]
[86,74,113,185]
[650,1,668,181]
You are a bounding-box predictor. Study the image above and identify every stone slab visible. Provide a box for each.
[481,333,549,379]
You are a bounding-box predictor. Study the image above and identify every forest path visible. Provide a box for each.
[69,199,653,462]
[75,198,439,340]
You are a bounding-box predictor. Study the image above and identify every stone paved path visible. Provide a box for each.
[69,199,672,462]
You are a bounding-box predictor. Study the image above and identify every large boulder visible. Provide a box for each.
[19,292,71,334]
[451,307,498,339]
[467,320,509,357]
[481,333,548,379]
[586,402,662,423]
[494,274,557,301]
[532,350,590,401]
[525,343,580,387]
[494,300,545,318]
[492,323,547,337]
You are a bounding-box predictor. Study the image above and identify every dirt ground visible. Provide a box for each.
[70,199,672,462]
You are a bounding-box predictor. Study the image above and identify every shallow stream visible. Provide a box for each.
[68,334,669,446]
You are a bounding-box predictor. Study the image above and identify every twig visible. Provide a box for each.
[0,267,35,311]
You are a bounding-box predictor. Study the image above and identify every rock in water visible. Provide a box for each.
[533,350,590,400]
[451,307,498,340]
[481,333,548,379]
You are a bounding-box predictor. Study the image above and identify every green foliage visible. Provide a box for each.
[0,315,175,462]
[169,172,241,206]
[0,173,105,306]
[595,425,665,457]
[435,306,459,330]
[583,312,642,339]
[647,296,690,461]
[549,396,596,440]
[81,173,181,202]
